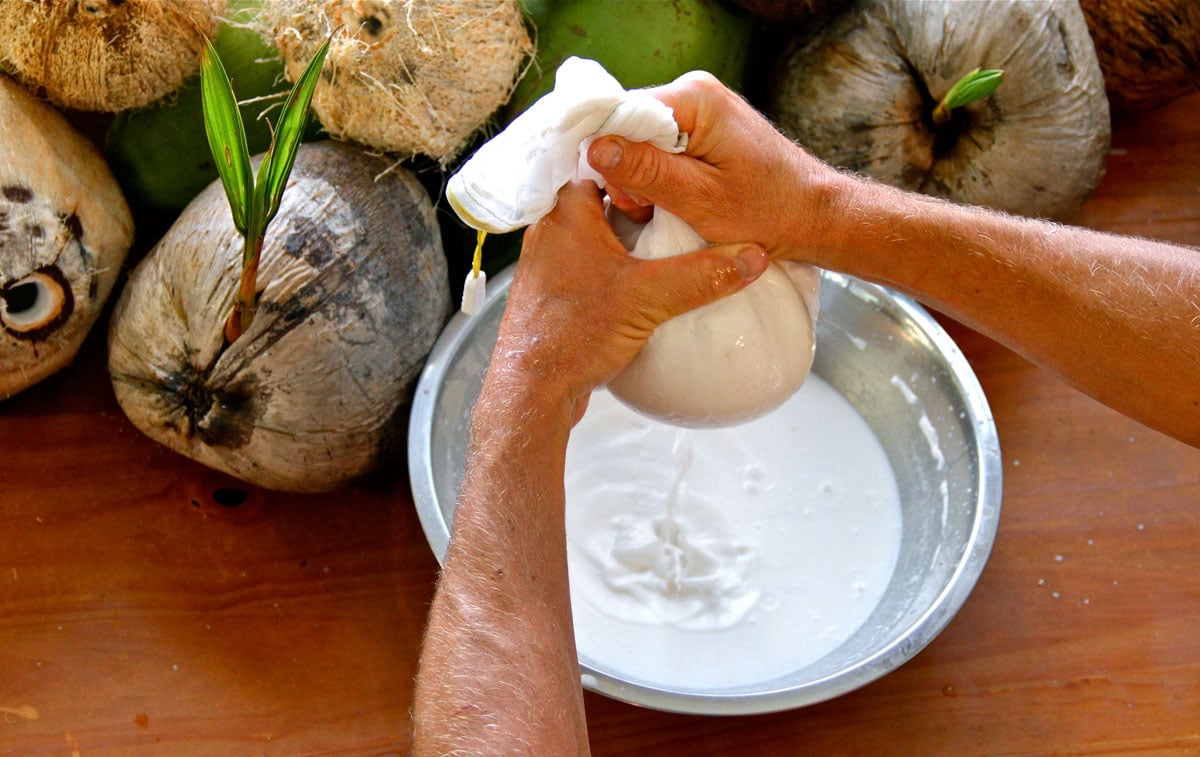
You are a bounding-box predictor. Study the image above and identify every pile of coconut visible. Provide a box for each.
[0,0,534,492]
[2,0,1198,494]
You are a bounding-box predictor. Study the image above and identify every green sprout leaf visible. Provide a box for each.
[200,37,253,236]
[252,31,332,242]
[200,28,336,343]
[933,68,1004,127]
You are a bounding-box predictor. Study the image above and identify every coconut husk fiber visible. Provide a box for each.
[1080,0,1200,113]
[268,0,531,164]
[0,0,225,112]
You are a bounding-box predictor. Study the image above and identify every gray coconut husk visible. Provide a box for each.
[0,0,225,112]
[1080,0,1200,113]
[768,0,1111,221]
[1,74,133,400]
[108,141,450,493]
[267,0,531,165]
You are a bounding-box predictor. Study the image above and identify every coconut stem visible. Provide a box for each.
[224,235,262,343]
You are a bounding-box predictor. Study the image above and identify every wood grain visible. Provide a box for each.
[2,93,1198,755]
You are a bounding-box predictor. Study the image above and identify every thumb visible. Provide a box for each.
[631,243,769,324]
[588,136,697,207]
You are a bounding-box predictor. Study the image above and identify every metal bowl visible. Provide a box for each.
[408,265,1002,715]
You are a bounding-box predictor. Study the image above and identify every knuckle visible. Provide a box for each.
[622,148,662,189]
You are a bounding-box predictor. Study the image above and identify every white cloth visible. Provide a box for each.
[447,57,819,427]
[447,57,685,234]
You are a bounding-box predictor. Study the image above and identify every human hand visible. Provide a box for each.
[586,71,850,265]
[487,180,769,421]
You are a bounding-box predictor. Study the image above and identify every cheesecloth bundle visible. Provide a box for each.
[448,57,819,427]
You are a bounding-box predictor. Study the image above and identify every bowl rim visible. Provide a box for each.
[407,264,1003,715]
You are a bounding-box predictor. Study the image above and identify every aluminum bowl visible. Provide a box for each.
[408,265,1002,715]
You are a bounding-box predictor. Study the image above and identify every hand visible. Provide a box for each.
[587,71,849,265]
[489,179,769,421]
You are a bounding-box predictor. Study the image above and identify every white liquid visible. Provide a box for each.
[564,375,902,690]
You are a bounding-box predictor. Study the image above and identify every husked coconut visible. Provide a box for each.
[108,141,450,493]
[0,74,133,400]
[768,0,1111,221]
[1079,0,1200,112]
[267,0,531,163]
[0,0,225,112]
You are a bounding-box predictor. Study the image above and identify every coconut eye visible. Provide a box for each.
[347,1,390,38]
[1,266,74,339]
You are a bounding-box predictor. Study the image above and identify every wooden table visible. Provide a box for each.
[3,93,1198,755]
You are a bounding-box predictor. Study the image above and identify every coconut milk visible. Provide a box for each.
[564,375,902,690]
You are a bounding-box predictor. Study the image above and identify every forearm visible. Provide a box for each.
[817,177,1200,445]
[412,364,588,754]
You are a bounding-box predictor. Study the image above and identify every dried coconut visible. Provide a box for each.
[0,74,133,399]
[0,0,225,112]
[267,0,531,163]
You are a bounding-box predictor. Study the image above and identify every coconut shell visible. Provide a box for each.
[1080,0,1200,113]
[0,0,225,112]
[768,0,1111,221]
[268,0,531,164]
[0,74,133,400]
[107,141,450,493]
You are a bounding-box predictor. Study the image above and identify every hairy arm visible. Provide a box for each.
[590,73,1200,446]
[411,181,767,753]
[412,361,587,754]
[827,185,1200,446]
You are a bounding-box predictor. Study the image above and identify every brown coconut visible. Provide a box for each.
[267,0,531,164]
[768,0,1111,221]
[1079,0,1200,113]
[108,141,450,493]
[1,74,133,400]
[0,0,224,112]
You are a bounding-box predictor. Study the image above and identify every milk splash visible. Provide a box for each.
[583,429,761,631]
[565,378,903,690]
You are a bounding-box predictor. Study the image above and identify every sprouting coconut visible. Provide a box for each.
[0,74,133,400]
[265,0,531,164]
[0,0,225,112]
[107,140,450,492]
[1079,0,1200,113]
[767,0,1111,221]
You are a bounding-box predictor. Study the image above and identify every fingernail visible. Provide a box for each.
[734,246,769,281]
[590,139,623,171]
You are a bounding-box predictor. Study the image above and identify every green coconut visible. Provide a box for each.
[104,0,323,218]
[507,0,754,118]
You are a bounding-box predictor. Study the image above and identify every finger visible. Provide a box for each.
[588,136,716,212]
[639,70,725,137]
[628,242,769,324]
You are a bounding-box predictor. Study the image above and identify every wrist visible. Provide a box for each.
[778,148,860,268]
